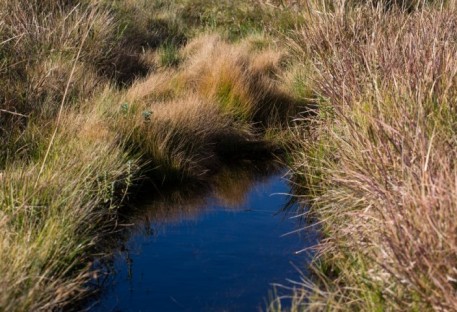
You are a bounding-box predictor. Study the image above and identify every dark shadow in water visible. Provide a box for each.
[86,162,319,312]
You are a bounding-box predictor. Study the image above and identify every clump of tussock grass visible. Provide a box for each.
[0,0,147,308]
[285,1,457,310]
[0,0,157,165]
[178,35,302,126]
[0,0,151,122]
[0,1,101,161]
[0,107,137,311]
[0,1,106,110]
[116,34,304,178]
[118,94,256,177]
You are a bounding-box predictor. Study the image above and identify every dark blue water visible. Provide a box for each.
[92,169,318,312]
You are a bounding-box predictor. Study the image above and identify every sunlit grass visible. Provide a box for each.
[285,1,457,310]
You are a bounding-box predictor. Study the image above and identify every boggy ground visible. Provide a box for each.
[2,0,457,311]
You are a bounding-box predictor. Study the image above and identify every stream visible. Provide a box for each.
[90,164,318,312]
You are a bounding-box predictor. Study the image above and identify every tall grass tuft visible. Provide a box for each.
[286,0,457,310]
[116,34,302,177]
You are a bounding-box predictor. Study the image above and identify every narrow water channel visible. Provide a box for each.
[91,165,318,312]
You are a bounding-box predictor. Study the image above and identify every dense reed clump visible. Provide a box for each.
[286,1,457,310]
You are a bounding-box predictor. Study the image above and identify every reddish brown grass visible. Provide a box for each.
[287,1,457,310]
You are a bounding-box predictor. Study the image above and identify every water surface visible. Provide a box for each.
[92,165,318,312]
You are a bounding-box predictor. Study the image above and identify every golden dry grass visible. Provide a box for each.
[117,34,301,178]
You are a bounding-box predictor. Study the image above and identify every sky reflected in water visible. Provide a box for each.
[91,166,318,312]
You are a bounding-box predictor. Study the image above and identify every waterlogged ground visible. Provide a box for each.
[91,165,318,312]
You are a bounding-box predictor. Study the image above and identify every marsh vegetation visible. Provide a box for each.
[1,0,457,311]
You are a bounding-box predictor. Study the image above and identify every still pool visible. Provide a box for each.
[90,166,318,312]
